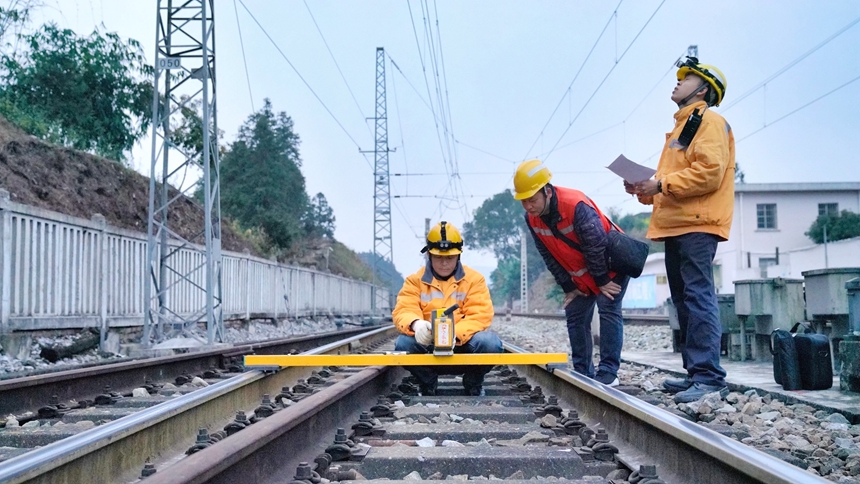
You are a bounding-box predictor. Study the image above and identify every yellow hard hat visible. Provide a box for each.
[421,221,463,256]
[676,57,727,106]
[513,159,552,200]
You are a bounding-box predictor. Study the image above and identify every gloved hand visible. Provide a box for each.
[412,319,433,346]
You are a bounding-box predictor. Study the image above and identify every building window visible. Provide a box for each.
[656,275,667,284]
[818,203,838,216]
[756,204,777,229]
[759,257,777,278]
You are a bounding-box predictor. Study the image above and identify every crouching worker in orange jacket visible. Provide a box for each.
[393,221,502,396]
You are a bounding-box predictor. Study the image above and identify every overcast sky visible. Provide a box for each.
[32,1,860,278]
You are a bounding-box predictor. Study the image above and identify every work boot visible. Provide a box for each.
[464,385,485,396]
[462,372,486,396]
[673,382,729,404]
[419,381,437,396]
[594,370,619,387]
[662,377,693,394]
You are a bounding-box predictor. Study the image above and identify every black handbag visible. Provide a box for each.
[605,230,650,278]
[547,218,649,279]
[770,328,802,390]
[791,322,832,391]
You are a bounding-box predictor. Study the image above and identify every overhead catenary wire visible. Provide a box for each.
[722,15,860,113]
[530,49,681,160]
[388,54,514,167]
[302,0,371,135]
[521,0,623,161]
[406,0,470,222]
[424,1,462,218]
[391,197,422,239]
[637,70,860,166]
[453,139,517,164]
[543,0,666,162]
[736,73,860,144]
[237,0,371,170]
[232,0,254,112]
[390,64,411,196]
[431,0,471,219]
[407,0,452,181]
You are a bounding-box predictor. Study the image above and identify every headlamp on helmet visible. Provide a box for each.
[675,56,727,106]
[422,221,464,255]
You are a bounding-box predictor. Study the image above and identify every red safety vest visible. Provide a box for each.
[526,187,616,295]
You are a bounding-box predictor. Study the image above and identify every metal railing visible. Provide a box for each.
[0,191,390,333]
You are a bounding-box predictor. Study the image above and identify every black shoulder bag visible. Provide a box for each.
[547,217,649,279]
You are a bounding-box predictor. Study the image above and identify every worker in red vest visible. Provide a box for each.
[514,160,628,386]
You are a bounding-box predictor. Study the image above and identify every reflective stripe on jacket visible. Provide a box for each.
[642,101,735,240]
[392,260,494,345]
[525,187,616,295]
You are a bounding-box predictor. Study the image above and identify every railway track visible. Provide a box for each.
[0,326,392,483]
[510,312,670,326]
[0,325,383,418]
[0,329,825,484]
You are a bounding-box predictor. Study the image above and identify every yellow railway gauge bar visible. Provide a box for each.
[244,352,568,368]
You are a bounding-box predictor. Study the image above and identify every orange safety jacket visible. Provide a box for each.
[638,101,735,240]
[392,260,494,345]
[525,187,617,295]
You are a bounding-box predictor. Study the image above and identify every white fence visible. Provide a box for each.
[0,190,390,332]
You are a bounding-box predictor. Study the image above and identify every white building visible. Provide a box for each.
[627,182,860,308]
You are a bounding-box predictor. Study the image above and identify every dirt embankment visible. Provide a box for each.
[0,116,253,253]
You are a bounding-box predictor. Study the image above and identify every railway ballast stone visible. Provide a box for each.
[493,314,860,480]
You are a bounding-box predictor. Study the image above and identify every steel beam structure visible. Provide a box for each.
[144,0,222,347]
[372,47,393,314]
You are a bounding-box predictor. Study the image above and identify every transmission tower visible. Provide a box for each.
[143,0,222,347]
[371,47,393,313]
[520,228,528,312]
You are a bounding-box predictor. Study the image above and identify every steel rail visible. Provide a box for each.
[0,326,396,484]
[140,365,401,484]
[0,325,383,417]
[504,342,827,484]
[508,312,669,325]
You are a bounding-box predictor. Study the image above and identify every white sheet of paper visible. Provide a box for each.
[606,154,656,183]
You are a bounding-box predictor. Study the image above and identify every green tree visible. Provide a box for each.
[463,189,544,307]
[607,208,663,253]
[302,192,336,238]
[0,24,152,161]
[735,162,745,183]
[806,210,860,244]
[0,1,36,48]
[358,251,404,295]
[463,189,523,259]
[489,257,521,306]
[220,99,307,248]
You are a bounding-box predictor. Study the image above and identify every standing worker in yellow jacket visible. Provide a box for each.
[393,221,502,396]
[626,56,735,404]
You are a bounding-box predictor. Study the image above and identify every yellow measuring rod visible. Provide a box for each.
[244,352,568,368]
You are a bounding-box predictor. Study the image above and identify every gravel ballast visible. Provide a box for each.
[491,315,860,483]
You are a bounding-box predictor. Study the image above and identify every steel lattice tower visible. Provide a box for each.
[371,47,393,313]
[520,228,528,312]
[143,0,222,347]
